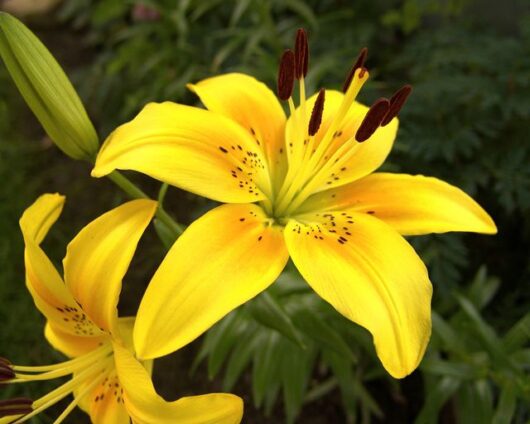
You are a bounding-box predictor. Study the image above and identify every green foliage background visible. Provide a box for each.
[0,0,529,422]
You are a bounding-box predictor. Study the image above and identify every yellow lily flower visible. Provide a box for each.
[0,194,242,423]
[91,30,497,378]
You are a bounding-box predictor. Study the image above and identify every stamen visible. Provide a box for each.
[277,49,295,101]
[342,47,368,93]
[308,89,325,136]
[0,357,11,366]
[0,363,15,381]
[0,397,33,418]
[294,28,309,79]
[381,84,412,126]
[355,98,390,142]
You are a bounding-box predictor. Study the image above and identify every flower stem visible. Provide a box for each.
[107,171,149,199]
[107,171,184,237]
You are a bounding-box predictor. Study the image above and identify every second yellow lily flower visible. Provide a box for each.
[0,194,242,424]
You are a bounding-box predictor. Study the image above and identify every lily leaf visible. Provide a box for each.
[415,377,460,424]
[292,309,356,362]
[247,290,306,349]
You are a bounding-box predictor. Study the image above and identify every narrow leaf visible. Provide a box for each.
[247,291,306,349]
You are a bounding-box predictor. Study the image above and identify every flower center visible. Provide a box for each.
[266,30,412,221]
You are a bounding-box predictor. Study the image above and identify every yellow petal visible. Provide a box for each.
[19,194,102,337]
[44,322,109,358]
[88,367,130,424]
[284,211,432,378]
[299,173,497,235]
[19,192,64,244]
[113,343,243,424]
[73,317,138,416]
[285,90,398,192]
[63,199,157,337]
[92,102,272,203]
[188,73,286,184]
[134,203,288,359]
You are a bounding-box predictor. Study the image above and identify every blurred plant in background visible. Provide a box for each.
[0,0,529,423]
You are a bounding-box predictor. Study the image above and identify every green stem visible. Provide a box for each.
[157,207,184,237]
[107,171,149,199]
[107,171,184,237]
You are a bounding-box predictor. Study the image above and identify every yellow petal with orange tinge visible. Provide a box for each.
[285,90,398,191]
[284,211,432,378]
[92,102,272,203]
[113,343,243,424]
[19,194,102,338]
[299,173,497,236]
[45,322,109,358]
[189,73,286,180]
[88,368,131,424]
[134,203,288,360]
[63,199,157,338]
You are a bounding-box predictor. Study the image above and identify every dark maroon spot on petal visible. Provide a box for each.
[219,146,228,153]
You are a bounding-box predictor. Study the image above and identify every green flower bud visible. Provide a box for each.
[0,12,98,160]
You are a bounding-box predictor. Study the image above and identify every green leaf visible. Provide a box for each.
[207,311,249,379]
[492,383,517,424]
[421,358,483,379]
[431,311,466,355]
[466,266,500,310]
[457,379,494,424]
[230,0,251,26]
[280,340,315,424]
[222,327,262,391]
[247,291,306,349]
[415,377,460,424]
[503,312,530,351]
[324,350,383,419]
[0,12,98,160]
[284,0,318,28]
[191,311,240,375]
[252,331,281,407]
[292,309,356,362]
[455,294,516,371]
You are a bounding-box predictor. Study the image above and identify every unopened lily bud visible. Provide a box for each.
[0,12,99,160]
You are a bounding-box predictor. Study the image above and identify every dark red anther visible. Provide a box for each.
[0,398,33,407]
[295,28,309,79]
[277,49,295,101]
[0,397,33,418]
[0,357,11,366]
[355,98,390,142]
[308,89,325,136]
[0,363,15,381]
[381,84,412,126]
[342,47,368,92]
